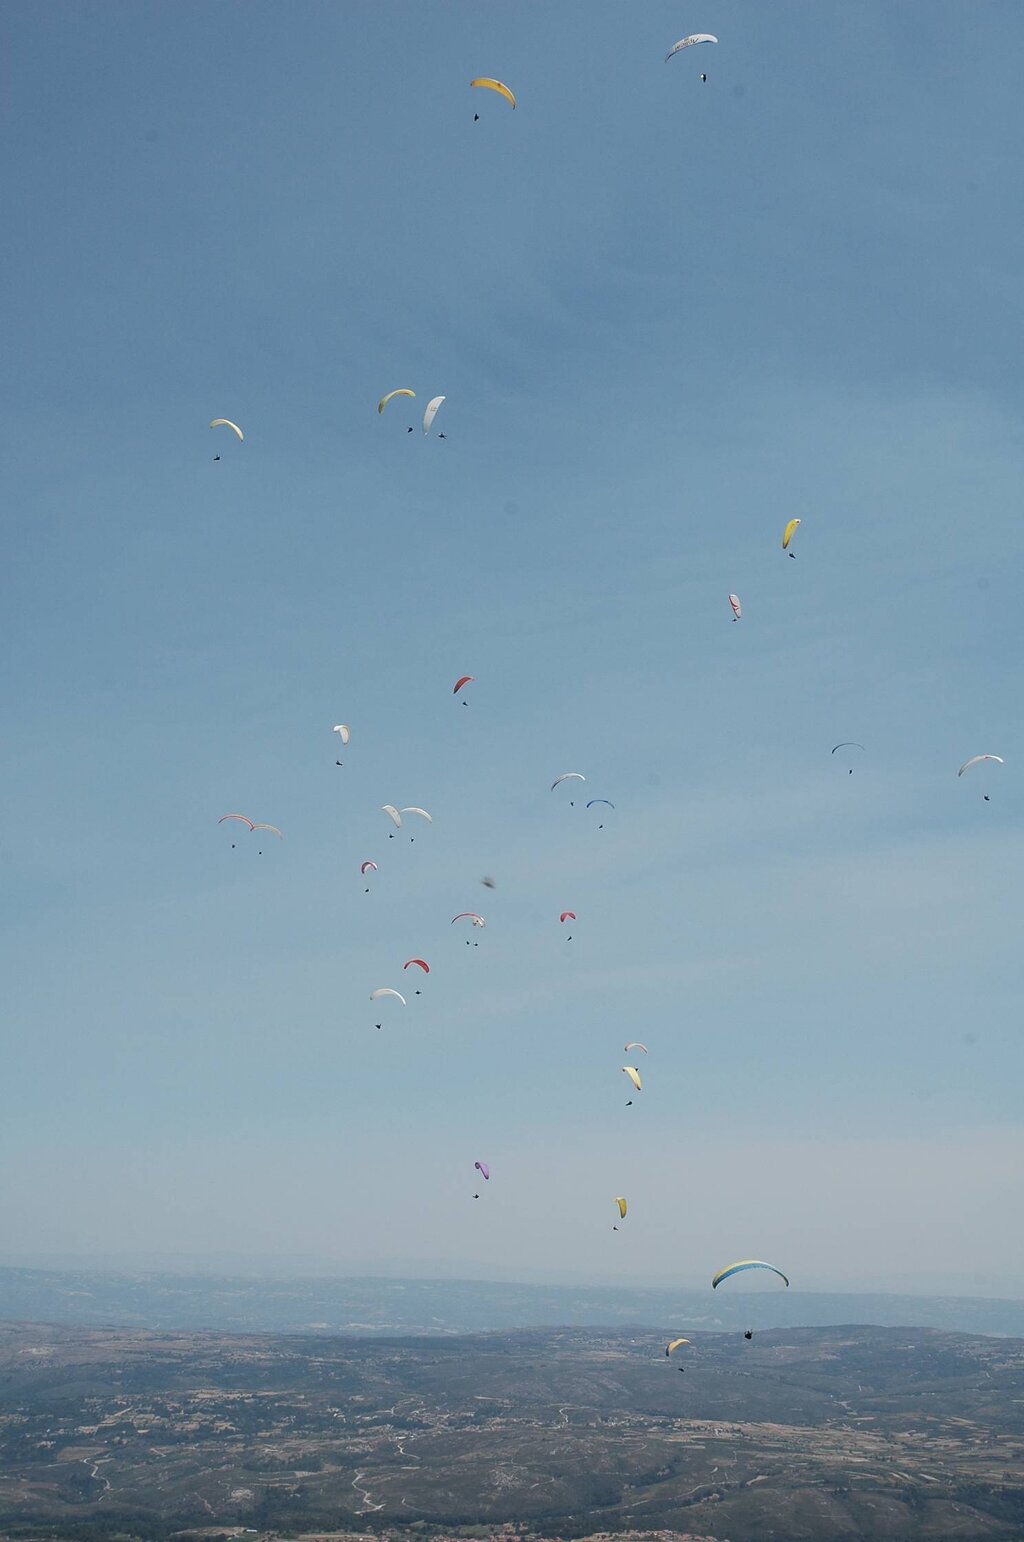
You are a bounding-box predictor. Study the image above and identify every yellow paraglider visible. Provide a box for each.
[210,418,244,440]
[622,1066,642,1093]
[470,78,516,109]
[613,1196,627,1219]
[378,389,416,415]
[666,1338,691,1356]
[782,518,802,552]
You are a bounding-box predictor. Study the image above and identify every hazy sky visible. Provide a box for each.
[3,0,1023,1299]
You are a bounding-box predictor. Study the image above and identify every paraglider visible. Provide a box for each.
[470,77,516,110]
[712,1260,789,1337]
[552,772,586,805]
[210,418,244,440]
[613,1196,627,1220]
[622,1066,642,1093]
[832,742,865,775]
[559,911,576,923]
[382,805,402,836]
[666,1338,691,1356]
[623,1042,648,1055]
[378,389,415,414]
[454,675,475,697]
[333,725,350,744]
[423,396,446,435]
[782,518,801,556]
[957,754,1004,777]
[403,959,430,973]
[586,797,613,827]
[475,1161,490,1179]
[218,814,254,830]
[452,912,486,926]
[665,34,718,63]
[728,594,742,621]
[399,806,432,842]
[251,823,282,839]
[360,859,377,892]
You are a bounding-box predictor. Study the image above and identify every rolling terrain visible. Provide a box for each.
[0,1321,1023,1540]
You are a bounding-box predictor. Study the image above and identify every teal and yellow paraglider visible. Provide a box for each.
[712,1259,789,1290]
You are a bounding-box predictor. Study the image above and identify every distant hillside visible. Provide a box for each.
[1,1266,1023,1338]
[0,1320,1023,1541]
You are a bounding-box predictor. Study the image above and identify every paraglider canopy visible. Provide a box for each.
[470,77,516,108]
[712,1259,789,1290]
[665,34,718,62]
[666,1338,691,1356]
[334,724,351,743]
[560,911,576,923]
[782,518,801,551]
[474,1160,490,1179]
[378,389,415,414]
[210,418,244,440]
[551,772,586,791]
[370,988,406,1006]
[403,958,430,973]
[454,675,475,695]
[622,1066,642,1093]
[957,754,1004,777]
[423,396,446,435]
[613,1196,628,1219]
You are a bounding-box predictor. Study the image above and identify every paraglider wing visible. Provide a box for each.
[382,805,402,827]
[623,1042,648,1054]
[422,396,446,435]
[666,1338,691,1356]
[560,911,576,923]
[403,959,430,973]
[665,33,718,62]
[586,799,615,809]
[614,1196,627,1219]
[832,742,865,755]
[378,389,416,414]
[370,988,406,1006]
[957,754,1004,777]
[333,724,351,744]
[360,861,378,875]
[712,1259,789,1290]
[474,1161,490,1179]
[728,593,742,620]
[782,518,801,551]
[210,418,244,440]
[399,806,433,822]
[470,77,516,108]
[251,823,282,839]
[219,813,255,830]
[452,912,486,926]
[454,675,475,695]
[551,772,586,790]
[622,1066,642,1093]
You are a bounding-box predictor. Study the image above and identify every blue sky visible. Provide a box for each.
[2,0,1023,1298]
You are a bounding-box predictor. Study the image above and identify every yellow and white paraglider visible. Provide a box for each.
[378,389,416,415]
[470,77,516,110]
[666,1336,691,1370]
[622,1066,642,1093]
[782,518,801,556]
